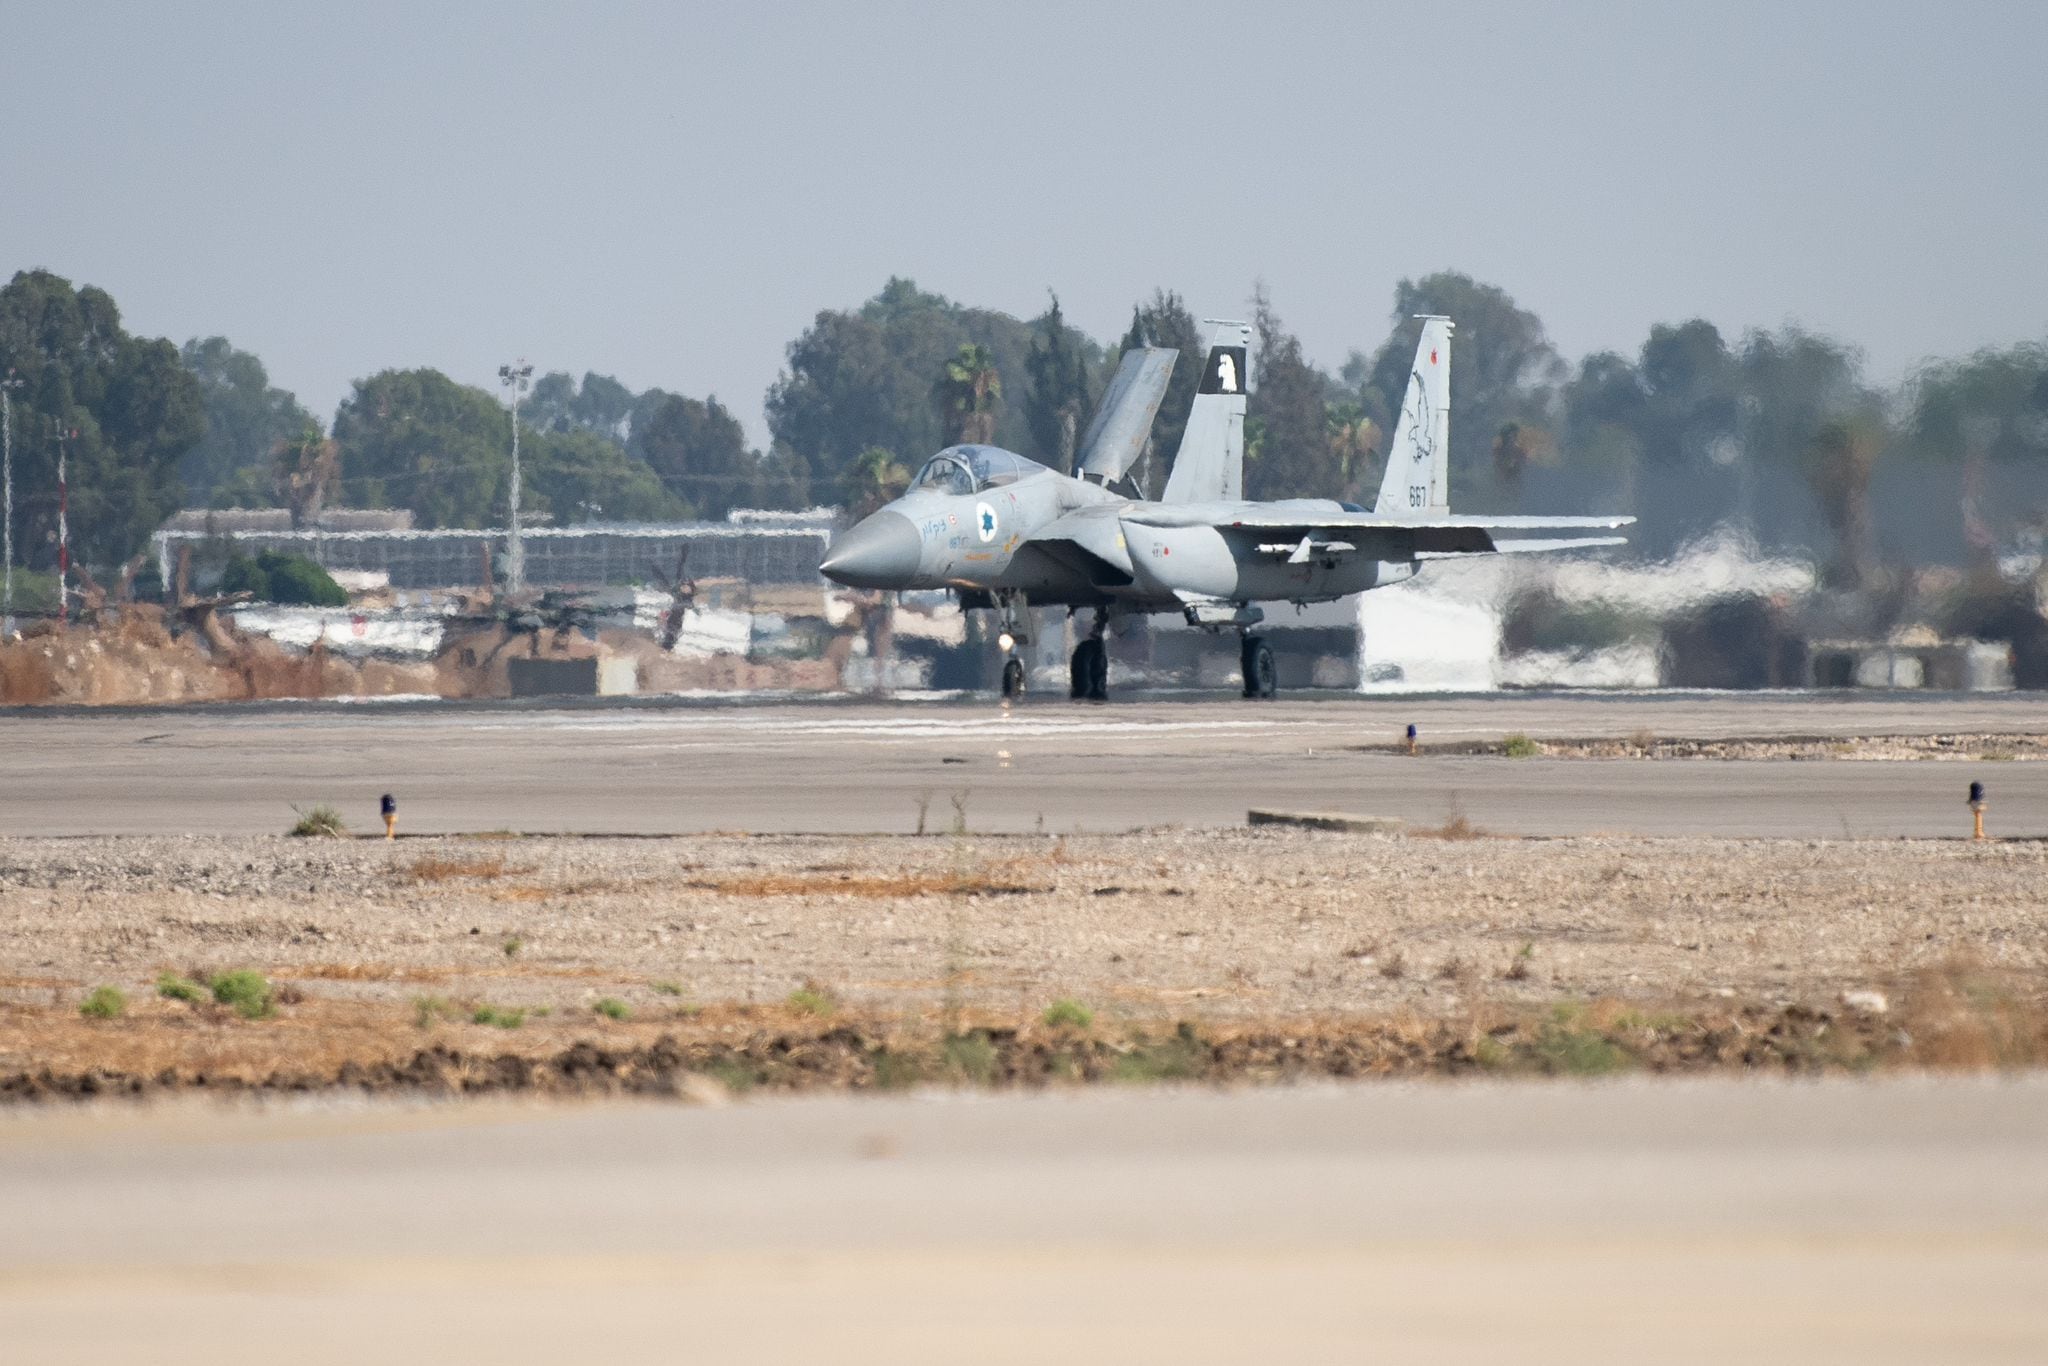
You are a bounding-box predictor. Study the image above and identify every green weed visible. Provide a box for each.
[79,986,127,1020]
[787,983,837,1017]
[1113,1023,1209,1083]
[156,972,206,1003]
[287,805,347,838]
[1532,1004,1631,1076]
[1041,998,1095,1030]
[210,970,275,1020]
[940,1031,999,1085]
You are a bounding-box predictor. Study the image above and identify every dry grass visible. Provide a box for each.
[689,864,1047,899]
[401,853,513,883]
[485,876,668,902]
[1896,957,2048,1070]
[1413,796,1489,841]
[290,962,454,983]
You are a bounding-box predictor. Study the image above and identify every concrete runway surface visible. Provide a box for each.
[2,1077,2044,1364]
[1,691,2043,837]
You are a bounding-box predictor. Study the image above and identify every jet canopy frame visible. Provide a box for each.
[909,445,1046,496]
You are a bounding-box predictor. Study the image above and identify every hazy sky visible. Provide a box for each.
[7,1,2045,445]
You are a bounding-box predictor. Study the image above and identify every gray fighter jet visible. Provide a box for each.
[820,316,1632,700]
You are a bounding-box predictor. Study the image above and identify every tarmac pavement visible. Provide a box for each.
[1,692,2043,837]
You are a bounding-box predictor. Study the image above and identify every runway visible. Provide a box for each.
[1,691,2043,837]
[2,1077,2043,1363]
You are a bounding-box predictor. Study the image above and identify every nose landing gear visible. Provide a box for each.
[995,590,1028,699]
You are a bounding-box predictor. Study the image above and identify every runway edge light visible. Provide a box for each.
[1967,781,1986,841]
[381,793,397,841]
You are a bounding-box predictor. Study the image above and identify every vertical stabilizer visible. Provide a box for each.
[1077,346,1177,484]
[1162,320,1252,503]
[1374,316,1453,514]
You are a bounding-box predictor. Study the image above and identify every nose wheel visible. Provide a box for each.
[993,590,1029,700]
[1240,634,1276,700]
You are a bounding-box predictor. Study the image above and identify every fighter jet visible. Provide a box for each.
[820,316,1632,700]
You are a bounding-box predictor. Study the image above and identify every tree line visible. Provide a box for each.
[3,265,2045,580]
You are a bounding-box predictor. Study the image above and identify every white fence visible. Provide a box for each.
[151,522,832,591]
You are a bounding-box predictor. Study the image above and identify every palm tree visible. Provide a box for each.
[844,445,909,520]
[1324,401,1381,501]
[1805,416,1883,590]
[934,343,1002,445]
[272,425,340,529]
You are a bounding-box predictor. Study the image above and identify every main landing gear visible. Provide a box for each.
[1069,610,1109,702]
[1240,633,1276,700]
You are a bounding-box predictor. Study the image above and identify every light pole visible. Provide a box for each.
[1,368,21,636]
[54,422,75,625]
[498,360,533,595]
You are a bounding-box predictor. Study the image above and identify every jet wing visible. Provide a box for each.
[1122,505,1636,532]
[1027,507,1135,584]
[1416,535,1628,559]
[1075,346,1177,485]
[1121,504,1633,559]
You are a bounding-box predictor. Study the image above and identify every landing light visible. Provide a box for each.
[997,632,1016,652]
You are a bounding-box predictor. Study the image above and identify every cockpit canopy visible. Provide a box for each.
[908,445,1047,496]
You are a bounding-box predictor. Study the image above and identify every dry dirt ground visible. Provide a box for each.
[3,828,2044,1096]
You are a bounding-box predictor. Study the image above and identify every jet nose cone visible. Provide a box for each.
[819,510,922,588]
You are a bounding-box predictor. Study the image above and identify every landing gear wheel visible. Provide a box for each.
[1240,636,1276,700]
[1001,656,1026,699]
[1069,638,1108,701]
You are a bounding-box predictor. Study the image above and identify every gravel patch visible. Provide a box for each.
[3,829,2043,1021]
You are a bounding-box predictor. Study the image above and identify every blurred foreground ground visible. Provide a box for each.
[2,1078,2044,1364]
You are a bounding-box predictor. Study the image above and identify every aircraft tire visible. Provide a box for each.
[1069,639,1102,700]
[1001,656,1026,699]
[1241,636,1276,700]
[1086,638,1109,701]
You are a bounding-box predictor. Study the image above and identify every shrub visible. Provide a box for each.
[210,970,275,1019]
[651,980,685,997]
[221,550,347,607]
[1041,998,1094,1030]
[940,1031,999,1085]
[288,805,347,838]
[1114,1023,1209,1083]
[156,971,206,1003]
[1501,733,1541,759]
[1533,1005,1632,1076]
[80,986,127,1019]
[593,997,630,1021]
[471,1004,526,1029]
[787,984,836,1017]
